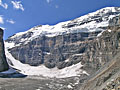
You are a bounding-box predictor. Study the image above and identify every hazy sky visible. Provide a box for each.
[0,0,120,39]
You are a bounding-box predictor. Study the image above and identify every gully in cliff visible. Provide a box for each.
[0,28,9,72]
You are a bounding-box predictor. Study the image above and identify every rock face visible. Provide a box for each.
[0,28,9,72]
[80,27,120,90]
[4,7,120,76]
[109,15,120,26]
[3,7,120,90]
[5,7,120,73]
[78,14,120,90]
[7,31,102,70]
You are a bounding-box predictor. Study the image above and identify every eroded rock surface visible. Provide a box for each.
[0,28,9,72]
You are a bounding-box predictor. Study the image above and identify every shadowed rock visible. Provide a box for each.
[0,28,9,72]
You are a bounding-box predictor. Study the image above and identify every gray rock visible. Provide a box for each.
[0,28,9,72]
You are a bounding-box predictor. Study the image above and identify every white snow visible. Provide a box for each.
[97,29,112,37]
[43,52,50,55]
[4,7,119,79]
[97,30,105,37]
[73,54,83,56]
[5,42,15,49]
[109,15,116,20]
[65,59,70,62]
[67,85,73,89]
[5,7,119,49]
[5,46,89,78]
[108,29,112,32]
[36,89,41,90]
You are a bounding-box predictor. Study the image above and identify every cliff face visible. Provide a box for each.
[0,28,9,72]
[6,29,119,74]
[4,7,120,89]
[79,15,120,90]
[4,7,120,75]
[7,31,102,70]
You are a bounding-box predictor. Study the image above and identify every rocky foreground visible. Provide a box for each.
[0,76,83,90]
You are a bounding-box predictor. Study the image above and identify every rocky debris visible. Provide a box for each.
[102,77,120,90]
[0,28,9,72]
[79,15,120,90]
[79,48,120,90]
[0,76,84,90]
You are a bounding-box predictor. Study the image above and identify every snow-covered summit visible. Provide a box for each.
[5,7,120,49]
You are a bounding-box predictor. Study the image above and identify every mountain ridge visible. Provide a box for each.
[5,7,120,49]
[5,7,120,78]
[2,6,120,90]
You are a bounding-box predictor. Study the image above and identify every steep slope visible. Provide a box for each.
[5,7,120,79]
[79,21,120,90]
[80,51,120,90]
[2,7,120,90]
[5,7,120,49]
[5,49,88,78]
[0,28,9,72]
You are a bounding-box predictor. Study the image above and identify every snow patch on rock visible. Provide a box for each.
[6,7,120,49]
[5,46,89,78]
[67,85,73,89]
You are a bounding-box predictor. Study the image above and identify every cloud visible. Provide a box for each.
[46,0,53,3]
[6,19,15,24]
[46,0,50,3]
[0,0,8,9]
[55,5,59,8]
[0,16,4,24]
[11,1,24,11]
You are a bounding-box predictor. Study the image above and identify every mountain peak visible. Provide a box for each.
[5,7,120,49]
